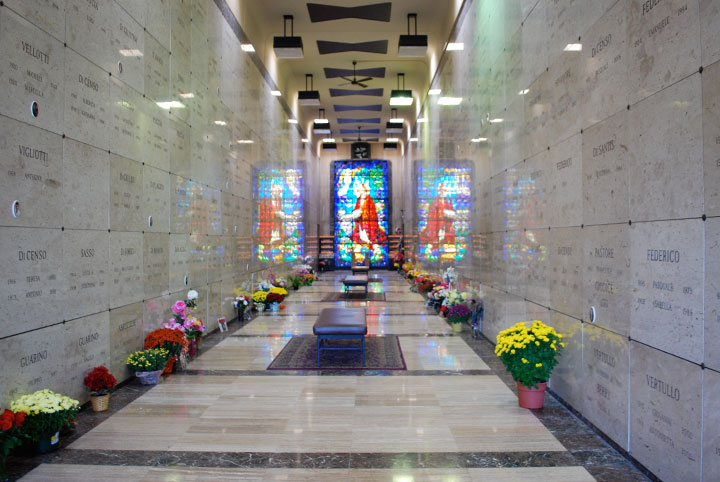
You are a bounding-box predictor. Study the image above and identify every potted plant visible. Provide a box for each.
[495,320,566,409]
[288,275,301,290]
[233,295,250,320]
[1,408,26,477]
[253,291,267,312]
[145,328,189,371]
[126,348,170,385]
[10,389,79,453]
[446,304,471,333]
[266,292,283,311]
[83,366,117,412]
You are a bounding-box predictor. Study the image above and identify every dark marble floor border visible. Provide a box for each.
[30,449,580,470]
[175,369,494,377]
[228,333,455,338]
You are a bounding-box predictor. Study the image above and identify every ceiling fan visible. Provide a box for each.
[339,61,373,88]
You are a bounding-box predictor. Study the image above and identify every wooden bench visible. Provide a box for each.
[342,274,369,298]
[313,307,367,367]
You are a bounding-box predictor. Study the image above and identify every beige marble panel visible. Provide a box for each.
[146,0,171,51]
[703,61,720,216]
[169,234,190,292]
[143,292,174,336]
[143,232,170,299]
[0,227,63,337]
[143,103,169,171]
[520,150,549,229]
[142,164,170,233]
[207,235,223,283]
[548,312,583,409]
[63,310,110,402]
[703,368,720,478]
[582,109,629,225]
[583,323,629,450]
[704,218,720,370]
[108,301,143,383]
[0,324,66,407]
[628,73,703,221]
[109,77,144,162]
[63,49,109,149]
[546,0,617,66]
[109,231,143,309]
[62,137,109,230]
[581,0,629,128]
[519,0,548,93]
[582,224,631,336]
[548,134,582,228]
[0,116,63,228]
[188,233,208,287]
[63,229,108,320]
[114,0,144,25]
[522,70,551,159]
[169,1,191,101]
[4,0,65,42]
[549,50,582,144]
[107,2,144,94]
[65,0,109,74]
[170,175,193,234]
[628,0,700,105]
[523,228,550,306]
[109,153,143,231]
[0,8,64,134]
[207,187,222,235]
[168,115,190,177]
[700,0,720,66]
[630,219,704,363]
[143,31,169,103]
[549,227,583,318]
[629,341,702,482]
[207,280,222,327]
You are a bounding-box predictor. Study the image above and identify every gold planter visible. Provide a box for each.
[90,394,110,412]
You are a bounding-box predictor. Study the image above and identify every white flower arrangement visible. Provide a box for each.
[187,289,199,301]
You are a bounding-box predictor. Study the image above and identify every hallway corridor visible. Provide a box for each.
[18,273,647,481]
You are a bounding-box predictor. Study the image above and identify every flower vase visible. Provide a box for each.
[136,369,163,385]
[237,307,245,322]
[257,303,266,312]
[34,431,60,454]
[269,302,280,312]
[90,394,110,412]
[516,381,548,409]
[188,338,197,358]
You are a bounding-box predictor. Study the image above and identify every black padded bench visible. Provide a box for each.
[342,274,369,297]
[313,307,367,367]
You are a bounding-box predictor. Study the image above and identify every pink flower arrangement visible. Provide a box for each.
[164,320,186,332]
[172,300,187,315]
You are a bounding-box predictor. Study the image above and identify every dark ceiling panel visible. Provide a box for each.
[307,3,392,22]
[337,117,381,124]
[334,104,383,112]
[317,40,388,55]
[324,67,386,79]
[330,88,383,97]
[340,128,380,134]
[342,137,379,142]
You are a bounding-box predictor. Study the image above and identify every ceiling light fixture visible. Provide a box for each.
[241,44,255,52]
[156,101,185,109]
[214,120,227,126]
[313,108,332,134]
[518,89,530,95]
[471,137,487,143]
[386,108,404,134]
[390,73,413,106]
[564,43,582,51]
[274,15,303,58]
[489,118,504,123]
[417,117,428,123]
[398,13,428,57]
[301,138,310,143]
[428,88,441,95]
[179,93,195,99]
[409,137,418,142]
[385,137,400,143]
[322,135,337,151]
[298,73,321,106]
[271,90,282,96]
[288,119,298,124]
[322,138,336,143]
[438,97,462,105]
[446,42,464,51]
[384,142,398,151]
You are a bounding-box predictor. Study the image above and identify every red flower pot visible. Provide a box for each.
[516,381,547,409]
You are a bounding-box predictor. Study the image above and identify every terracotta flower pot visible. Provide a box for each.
[516,381,547,409]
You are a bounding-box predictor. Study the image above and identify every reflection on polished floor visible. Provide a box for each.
[20,273,648,481]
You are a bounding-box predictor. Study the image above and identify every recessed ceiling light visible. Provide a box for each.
[428,89,441,96]
[322,138,336,143]
[288,119,298,124]
[314,118,329,124]
[386,137,400,142]
[409,137,418,142]
[301,138,310,143]
[389,118,404,123]
[119,49,143,57]
[271,90,282,96]
[518,89,530,95]
[564,43,582,51]
[417,117,428,123]
[237,139,254,144]
[241,44,255,52]
[489,118,504,123]
[446,42,464,51]
[156,101,185,109]
[471,137,487,143]
[214,120,227,126]
[179,93,195,99]
[438,97,462,105]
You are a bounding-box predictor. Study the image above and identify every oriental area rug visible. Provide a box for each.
[267,335,406,370]
[321,292,386,302]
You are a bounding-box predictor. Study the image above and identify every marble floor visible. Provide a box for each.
[15,272,651,481]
